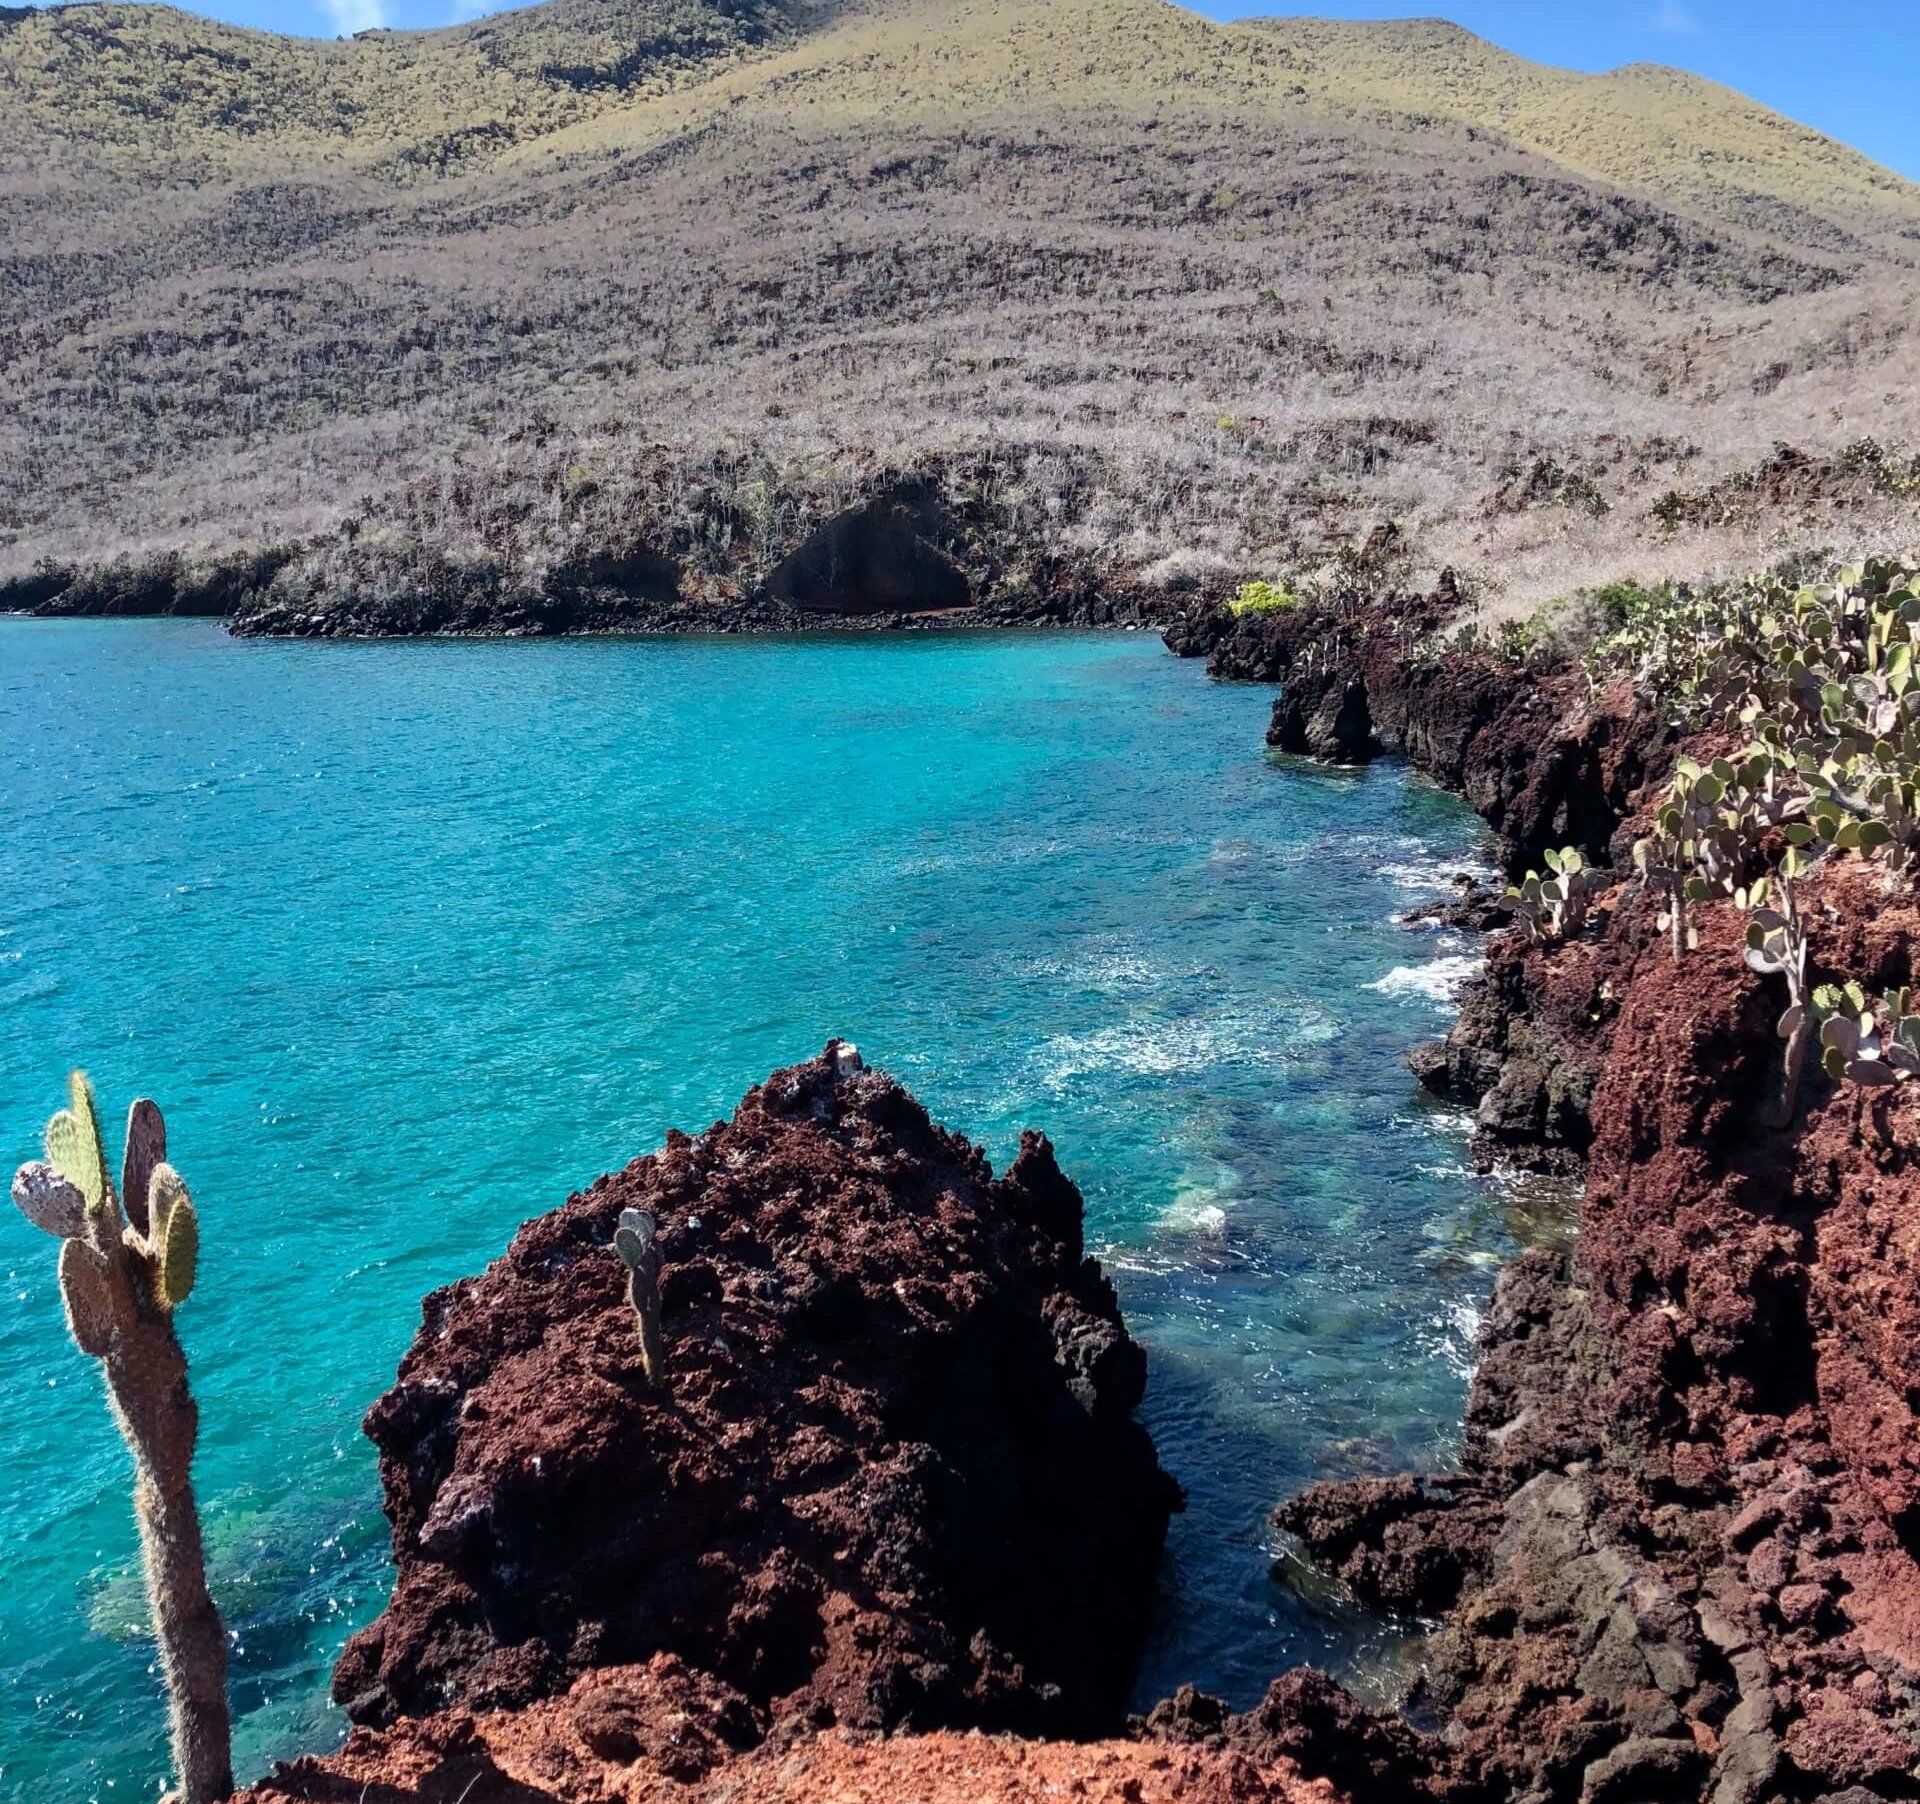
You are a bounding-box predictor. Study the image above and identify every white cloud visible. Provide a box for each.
[1651,1,1703,34]
[321,0,388,34]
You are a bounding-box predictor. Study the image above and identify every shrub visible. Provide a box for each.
[1600,551,1920,1117]
[1229,579,1299,617]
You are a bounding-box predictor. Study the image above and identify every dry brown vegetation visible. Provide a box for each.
[5,0,1920,625]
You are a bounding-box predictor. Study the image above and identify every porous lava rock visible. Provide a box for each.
[1166,588,1678,875]
[1141,1671,1474,1804]
[1272,698,1920,1800]
[1268,672,1376,762]
[330,1043,1182,1743]
[764,483,969,614]
[1410,891,1635,1173]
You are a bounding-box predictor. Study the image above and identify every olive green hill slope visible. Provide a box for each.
[4,0,1917,248]
[0,0,824,174]
[1239,15,1920,241]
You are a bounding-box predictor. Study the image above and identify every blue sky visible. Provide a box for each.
[39,0,1920,180]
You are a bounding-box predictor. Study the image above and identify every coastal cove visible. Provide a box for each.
[1,622,1508,1800]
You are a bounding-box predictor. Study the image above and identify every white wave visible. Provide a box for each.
[1158,1188,1230,1237]
[1365,954,1481,1004]
[1030,1003,1337,1089]
[1377,861,1461,895]
[1421,1299,1485,1380]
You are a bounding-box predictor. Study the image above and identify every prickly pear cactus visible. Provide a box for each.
[10,1073,231,1804]
[613,1204,666,1383]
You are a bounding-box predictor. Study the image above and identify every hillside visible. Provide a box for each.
[1243,17,1920,243]
[0,0,820,174]
[4,0,1920,622]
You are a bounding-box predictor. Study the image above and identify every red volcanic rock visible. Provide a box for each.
[331,1044,1181,1742]
[1414,895,1638,1173]
[1277,689,1920,1800]
[239,1696,1348,1804]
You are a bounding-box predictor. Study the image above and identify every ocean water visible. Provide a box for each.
[0,622,1509,1799]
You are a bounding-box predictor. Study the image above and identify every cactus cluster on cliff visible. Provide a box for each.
[1592,553,1920,1115]
[11,1073,231,1804]
[1505,846,1591,944]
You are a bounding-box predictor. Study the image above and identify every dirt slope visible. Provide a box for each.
[6,0,1920,609]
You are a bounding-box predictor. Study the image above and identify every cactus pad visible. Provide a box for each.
[58,1237,117,1358]
[615,1209,658,1269]
[45,1106,107,1215]
[614,1227,655,1270]
[12,1161,87,1239]
[156,1194,199,1309]
[149,1162,189,1241]
[121,1099,167,1238]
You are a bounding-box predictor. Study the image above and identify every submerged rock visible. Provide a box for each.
[330,1042,1182,1741]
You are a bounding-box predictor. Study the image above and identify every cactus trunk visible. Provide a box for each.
[1775,1018,1811,1128]
[630,1267,666,1383]
[111,1351,232,1804]
[1769,884,1813,1130]
[614,1207,666,1383]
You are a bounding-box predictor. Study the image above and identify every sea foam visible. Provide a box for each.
[1366,953,1481,1004]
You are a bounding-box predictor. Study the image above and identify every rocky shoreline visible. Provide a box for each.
[1166,588,1920,1802]
[3,473,1183,638]
[235,1046,1338,1803]
[231,587,1919,1803]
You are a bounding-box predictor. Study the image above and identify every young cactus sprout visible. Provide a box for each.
[613,1205,666,1383]
[10,1074,231,1804]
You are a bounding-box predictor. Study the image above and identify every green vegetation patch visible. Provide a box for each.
[1228,579,1299,618]
[1588,550,1920,1120]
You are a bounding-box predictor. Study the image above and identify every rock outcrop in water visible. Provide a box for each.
[241,1046,1323,1802]
[1169,596,1920,1802]
[329,1043,1181,1738]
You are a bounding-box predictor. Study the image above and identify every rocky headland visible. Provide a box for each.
[238,1045,1345,1803]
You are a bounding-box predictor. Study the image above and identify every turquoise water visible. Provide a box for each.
[0,622,1504,1800]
